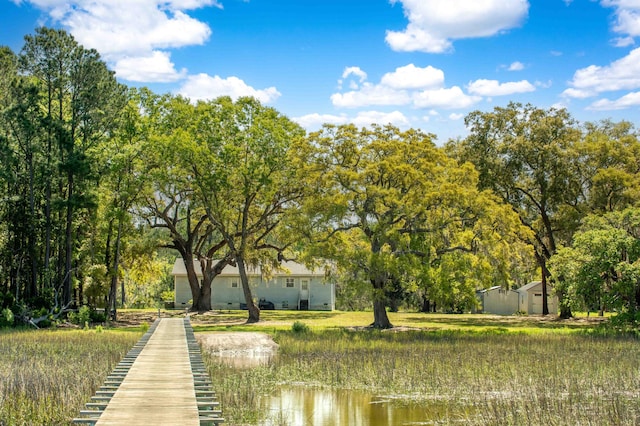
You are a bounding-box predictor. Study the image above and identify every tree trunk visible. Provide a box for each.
[372,298,393,329]
[181,252,202,310]
[193,283,212,312]
[535,251,551,316]
[236,256,260,323]
[109,217,123,321]
[541,268,549,316]
[27,151,38,299]
[63,171,74,306]
[192,257,229,312]
[371,277,393,329]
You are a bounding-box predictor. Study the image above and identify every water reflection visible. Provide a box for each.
[262,386,435,426]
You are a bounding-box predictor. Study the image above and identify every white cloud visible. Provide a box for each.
[467,79,536,96]
[178,74,281,104]
[66,8,212,57]
[413,86,481,109]
[562,88,592,99]
[386,0,529,53]
[342,66,368,82]
[115,51,186,82]
[15,0,219,83]
[293,113,348,129]
[293,111,409,131]
[600,0,640,45]
[614,36,636,46]
[449,113,465,120]
[602,0,640,37]
[352,111,410,128]
[508,61,525,71]
[564,47,640,97]
[331,65,481,110]
[331,83,411,108]
[587,91,640,110]
[380,64,444,89]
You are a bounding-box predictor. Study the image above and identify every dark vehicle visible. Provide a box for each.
[258,298,275,310]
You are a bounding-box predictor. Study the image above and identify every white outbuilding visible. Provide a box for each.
[476,286,519,315]
[475,281,559,315]
[516,281,559,315]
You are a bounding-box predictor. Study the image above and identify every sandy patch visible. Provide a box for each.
[196,332,279,355]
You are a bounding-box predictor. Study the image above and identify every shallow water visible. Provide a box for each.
[261,386,442,426]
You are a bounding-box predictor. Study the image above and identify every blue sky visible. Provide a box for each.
[2,0,640,142]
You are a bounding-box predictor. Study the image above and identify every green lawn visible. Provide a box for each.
[189,309,607,334]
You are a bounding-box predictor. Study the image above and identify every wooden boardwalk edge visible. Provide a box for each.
[72,317,224,425]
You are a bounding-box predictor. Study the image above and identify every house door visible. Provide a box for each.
[300,280,309,310]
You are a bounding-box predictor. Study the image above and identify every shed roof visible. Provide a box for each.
[171,258,326,277]
[516,281,546,293]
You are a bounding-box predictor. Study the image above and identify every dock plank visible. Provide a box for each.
[94,318,200,425]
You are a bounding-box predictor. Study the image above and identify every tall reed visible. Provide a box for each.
[0,328,140,425]
[203,329,640,425]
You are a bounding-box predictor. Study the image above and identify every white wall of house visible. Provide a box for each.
[172,259,335,311]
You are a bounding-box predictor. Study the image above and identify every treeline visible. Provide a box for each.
[1,28,639,328]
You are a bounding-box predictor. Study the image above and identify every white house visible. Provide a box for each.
[172,259,335,311]
[516,281,559,315]
[476,286,520,315]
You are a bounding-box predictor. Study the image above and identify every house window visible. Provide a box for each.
[534,293,542,297]
[301,281,309,290]
[231,281,238,288]
[285,278,295,288]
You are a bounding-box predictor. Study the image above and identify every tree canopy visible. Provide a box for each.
[2,28,640,328]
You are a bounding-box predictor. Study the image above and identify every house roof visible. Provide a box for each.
[171,258,326,277]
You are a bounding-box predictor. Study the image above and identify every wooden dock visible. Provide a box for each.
[73,318,223,425]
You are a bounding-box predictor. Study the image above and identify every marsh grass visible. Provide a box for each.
[202,328,640,425]
[0,328,141,425]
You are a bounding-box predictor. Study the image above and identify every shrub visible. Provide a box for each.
[0,308,14,328]
[291,321,310,334]
[89,309,106,323]
[68,306,91,326]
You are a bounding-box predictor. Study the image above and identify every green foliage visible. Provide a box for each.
[122,254,173,308]
[299,124,529,326]
[550,207,640,316]
[90,309,106,323]
[0,308,14,327]
[68,306,92,326]
[291,321,310,334]
[451,103,587,316]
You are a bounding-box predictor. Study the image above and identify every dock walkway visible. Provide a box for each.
[73,318,223,425]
